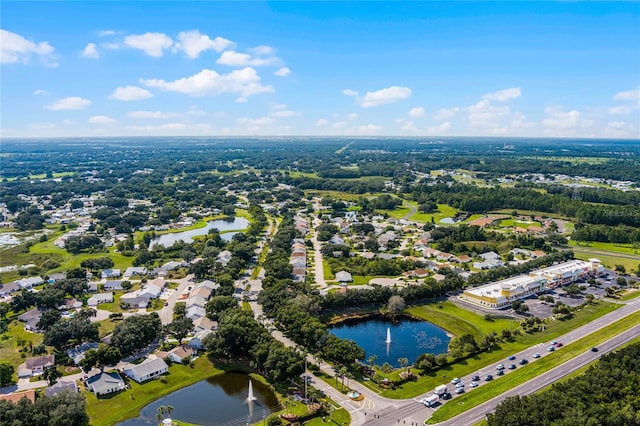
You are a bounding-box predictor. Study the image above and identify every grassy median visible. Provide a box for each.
[426,309,640,424]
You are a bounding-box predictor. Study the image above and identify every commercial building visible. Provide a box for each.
[462,259,602,309]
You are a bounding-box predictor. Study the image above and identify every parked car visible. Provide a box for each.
[533,353,541,358]
[509,364,517,370]
[485,374,493,381]
[519,358,528,365]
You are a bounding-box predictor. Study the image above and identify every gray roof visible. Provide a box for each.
[86,372,124,394]
[335,271,353,282]
[124,358,168,378]
[45,380,78,397]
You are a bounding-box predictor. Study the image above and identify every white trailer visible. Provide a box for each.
[434,384,448,395]
[423,394,440,407]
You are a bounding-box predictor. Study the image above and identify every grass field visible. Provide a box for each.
[569,240,640,256]
[489,209,570,220]
[85,357,223,426]
[369,300,619,399]
[0,321,45,375]
[572,251,638,272]
[304,190,365,202]
[406,302,514,340]
[379,200,458,225]
[498,219,542,229]
[323,260,334,280]
[426,309,640,423]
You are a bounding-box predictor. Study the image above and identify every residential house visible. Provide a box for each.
[101,269,121,279]
[335,271,353,283]
[0,282,21,295]
[124,267,147,278]
[190,286,212,300]
[217,250,233,266]
[86,371,126,396]
[531,250,546,259]
[17,276,44,289]
[185,306,206,320]
[67,342,99,365]
[186,295,206,309]
[479,251,501,261]
[139,283,163,299]
[120,295,150,309]
[47,272,67,283]
[189,329,213,350]
[196,280,218,292]
[161,261,182,271]
[18,354,55,378]
[87,282,99,293]
[167,345,195,364]
[330,235,345,245]
[192,317,217,333]
[0,390,36,404]
[58,298,83,311]
[17,308,44,332]
[45,380,78,397]
[403,269,429,278]
[103,281,124,291]
[456,255,473,264]
[87,292,114,307]
[123,358,169,383]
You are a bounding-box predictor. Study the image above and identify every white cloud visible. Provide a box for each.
[33,89,48,96]
[88,115,117,124]
[427,121,451,135]
[348,113,358,120]
[608,121,626,129]
[400,120,419,133]
[174,30,234,59]
[468,99,510,128]
[433,107,460,120]
[356,124,384,134]
[542,106,580,130]
[315,119,329,127]
[613,87,640,102]
[109,85,153,101]
[97,30,119,37]
[274,67,291,77]
[408,107,425,118]
[124,32,173,57]
[45,97,92,111]
[237,116,274,133]
[342,89,358,97]
[359,86,412,108]
[0,29,57,66]
[271,110,300,117]
[510,112,536,130]
[126,123,188,133]
[82,43,99,59]
[250,45,276,56]
[128,110,177,119]
[217,50,279,66]
[101,42,119,50]
[482,87,521,102]
[140,67,274,100]
[609,105,631,115]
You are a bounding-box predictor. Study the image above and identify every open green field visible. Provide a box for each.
[498,218,542,229]
[519,156,611,165]
[323,260,334,280]
[0,321,45,374]
[406,302,514,340]
[85,357,223,426]
[366,300,619,399]
[569,240,640,256]
[489,209,570,220]
[27,171,75,180]
[304,190,365,202]
[380,201,458,224]
[426,309,640,423]
[572,250,638,272]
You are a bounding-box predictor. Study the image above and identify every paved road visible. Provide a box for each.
[569,245,640,261]
[159,274,194,325]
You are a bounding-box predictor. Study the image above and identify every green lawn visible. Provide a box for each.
[569,240,640,256]
[0,321,45,374]
[426,309,640,423]
[406,302,514,340]
[489,209,570,220]
[572,251,638,272]
[409,203,458,224]
[85,357,223,426]
[370,300,619,399]
[323,260,334,280]
[497,219,542,229]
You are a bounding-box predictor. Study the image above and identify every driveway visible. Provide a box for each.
[159,274,194,325]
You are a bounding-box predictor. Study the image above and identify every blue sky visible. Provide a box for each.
[1,1,639,138]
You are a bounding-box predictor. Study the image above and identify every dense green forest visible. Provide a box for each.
[487,342,640,426]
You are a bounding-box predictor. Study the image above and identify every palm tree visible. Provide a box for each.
[339,366,348,391]
[166,405,174,417]
[398,357,409,373]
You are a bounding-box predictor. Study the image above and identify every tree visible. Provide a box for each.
[164,317,193,344]
[0,361,15,387]
[43,365,62,386]
[111,313,161,356]
[614,264,626,274]
[367,355,378,368]
[0,302,10,319]
[37,309,62,331]
[387,295,406,315]
[398,357,409,372]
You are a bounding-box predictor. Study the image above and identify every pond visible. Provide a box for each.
[329,315,450,367]
[150,217,250,248]
[118,373,280,426]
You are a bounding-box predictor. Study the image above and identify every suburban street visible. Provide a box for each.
[159,273,194,325]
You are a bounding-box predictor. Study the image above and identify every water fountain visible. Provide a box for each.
[385,327,391,344]
[247,379,257,402]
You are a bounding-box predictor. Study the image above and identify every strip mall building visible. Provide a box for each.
[462,259,603,309]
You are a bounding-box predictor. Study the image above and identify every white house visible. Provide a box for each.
[189,329,213,350]
[87,292,114,307]
[335,271,353,283]
[185,306,206,320]
[123,358,169,383]
[167,345,195,364]
[17,276,44,289]
[86,371,126,396]
[103,281,124,291]
[101,269,121,279]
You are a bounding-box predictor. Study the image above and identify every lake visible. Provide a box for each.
[329,315,450,367]
[150,217,250,248]
[118,373,279,426]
